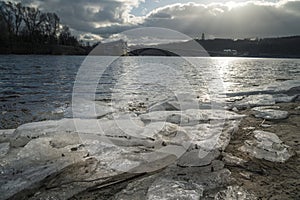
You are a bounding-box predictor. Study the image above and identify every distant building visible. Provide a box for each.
[201,33,205,40]
[223,49,238,56]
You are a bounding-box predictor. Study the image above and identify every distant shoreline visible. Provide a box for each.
[128,35,300,58]
[0,44,92,56]
[1,35,300,58]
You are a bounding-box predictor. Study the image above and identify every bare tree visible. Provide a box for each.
[40,12,60,40]
[12,3,22,35]
[0,1,14,35]
[22,6,44,36]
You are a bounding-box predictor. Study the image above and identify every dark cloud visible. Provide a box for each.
[10,0,300,39]
[16,0,143,33]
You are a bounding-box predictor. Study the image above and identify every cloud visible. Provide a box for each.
[10,0,300,39]
[15,0,144,33]
[143,1,300,38]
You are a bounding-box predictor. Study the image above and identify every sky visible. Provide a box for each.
[9,0,300,43]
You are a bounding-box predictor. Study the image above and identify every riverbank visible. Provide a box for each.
[224,102,300,199]
[0,80,299,199]
[0,44,92,55]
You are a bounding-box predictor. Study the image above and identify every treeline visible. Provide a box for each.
[196,36,300,58]
[0,1,91,54]
[129,36,300,58]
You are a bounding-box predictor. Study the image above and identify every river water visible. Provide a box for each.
[0,55,299,129]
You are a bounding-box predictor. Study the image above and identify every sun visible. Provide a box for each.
[225,1,242,9]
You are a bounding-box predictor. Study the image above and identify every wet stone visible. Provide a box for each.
[222,152,247,167]
[0,142,10,157]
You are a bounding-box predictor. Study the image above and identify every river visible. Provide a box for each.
[0,55,299,128]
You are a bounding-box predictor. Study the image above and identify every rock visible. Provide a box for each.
[146,178,204,200]
[232,107,238,112]
[0,129,15,143]
[0,129,15,136]
[243,127,255,130]
[0,142,10,157]
[239,172,252,180]
[239,130,293,162]
[215,186,256,200]
[222,153,247,167]
[261,124,271,128]
[252,106,289,120]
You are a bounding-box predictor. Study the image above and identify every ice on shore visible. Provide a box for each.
[215,186,257,200]
[146,178,204,200]
[1,79,299,199]
[239,130,293,162]
[251,106,289,120]
[226,80,300,110]
[0,106,242,199]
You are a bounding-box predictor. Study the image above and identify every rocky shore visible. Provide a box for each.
[0,80,299,200]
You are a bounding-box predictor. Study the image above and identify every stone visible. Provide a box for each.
[0,129,15,136]
[0,142,10,157]
[222,153,247,167]
[261,124,272,128]
[232,107,238,112]
[215,186,256,200]
[239,130,293,162]
[252,107,289,120]
[146,178,204,200]
[0,129,15,143]
[239,172,252,180]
